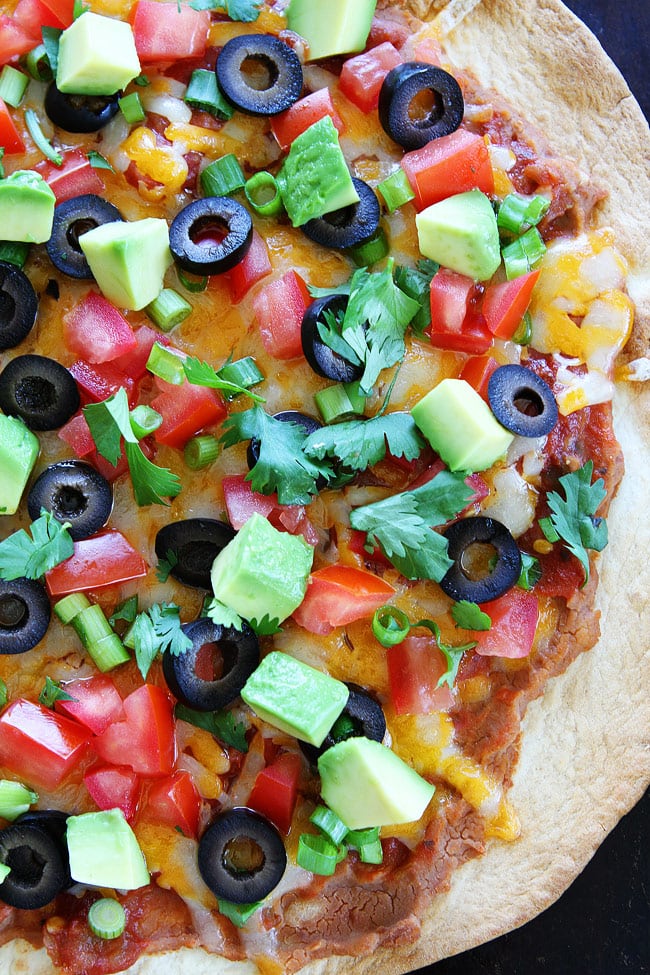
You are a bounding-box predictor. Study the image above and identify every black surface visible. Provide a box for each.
[417,4,650,974]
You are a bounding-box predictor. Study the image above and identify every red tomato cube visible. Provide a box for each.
[271,88,344,151]
[0,15,39,64]
[129,0,210,62]
[427,269,493,355]
[55,675,125,735]
[0,97,25,154]
[459,354,500,401]
[93,684,176,778]
[35,149,105,203]
[481,269,541,339]
[58,412,96,457]
[253,271,310,360]
[45,530,148,596]
[339,42,403,114]
[401,129,494,210]
[387,636,454,714]
[64,292,137,363]
[247,753,301,834]
[145,770,200,838]
[0,699,91,791]
[226,230,272,304]
[151,379,226,449]
[84,765,141,823]
[472,589,539,658]
[292,564,395,636]
[69,359,137,407]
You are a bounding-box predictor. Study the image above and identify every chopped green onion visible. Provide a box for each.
[146,342,186,384]
[497,192,550,236]
[88,633,130,672]
[297,834,345,876]
[134,74,150,87]
[118,91,145,124]
[71,604,113,644]
[217,356,264,398]
[25,44,51,81]
[348,226,389,267]
[512,310,533,345]
[0,678,7,709]
[502,227,547,280]
[87,150,113,171]
[539,516,561,543]
[24,109,62,166]
[185,69,234,120]
[0,780,38,821]
[0,65,29,108]
[129,405,163,439]
[54,592,91,625]
[372,604,410,647]
[217,899,262,927]
[184,434,220,469]
[244,171,283,217]
[176,267,208,293]
[200,154,245,197]
[346,827,383,864]
[329,713,355,743]
[56,597,129,672]
[377,168,415,212]
[41,26,61,75]
[146,288,192,332]
[309,805,349,845]
[87,898,126,940]
[518,552,541,591]
[0,241,30,268]
[315,383,365,424]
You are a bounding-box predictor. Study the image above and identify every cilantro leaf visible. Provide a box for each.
[131,603,192,680]
[249,614,282,636]
[316,308,361,366]
[87,150,113,171]
[518,552,541,590]
[545,460,608,584]
[183,356,264,404]
[303,412,424,473]
[413,619,476,689]
[307,281,352,299]
[393,259,439,336]
[451,600,492,630]
[124,442,181,506]
[109,595,138,626]
[175,703,249,752]
[0,678,7,708]
[156,549,178,583]
[189,0,261,20]
[39,676,75,709]
[205,598,244,631]
[0,511,74,581]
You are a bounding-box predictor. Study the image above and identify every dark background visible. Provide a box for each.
[418,3,650,974]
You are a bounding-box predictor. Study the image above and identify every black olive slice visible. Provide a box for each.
[169,197,253,275]
[301,294,363,383]
[440,516,521,603]
[0,354,80,431]
[300,682,386,765]
[27,460,113,541]
[0,823,68,909]
[378,62,464,151]
[247,411,322,470]
[0,261,38,351]
[155,518,236,590]
[163,618,260,711]
[44,83,120,133]
[13,810,72,889]
[46,195,124,279]
[215,34,303,116]
[487,364,559,438]
[0,578,51,654]
[198,808,286,903]
[301,178,381,251]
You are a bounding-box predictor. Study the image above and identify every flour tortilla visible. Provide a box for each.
[3,1,649,972]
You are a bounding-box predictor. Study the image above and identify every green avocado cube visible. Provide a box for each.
[66,809,150,890]
[210,512,313,626]
[79,218,172,311]
[287,0,377,61]
[318,737,435,829]
[416,189,501,281]
[0,415,39,515]
[411,378,513,473]
[0,171,55,244]
[277,116,359,227]
[57,12,140,96]
[241,651,349,746]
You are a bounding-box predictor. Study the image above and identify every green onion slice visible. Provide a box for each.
[24,44,52,81]
[184,434,220,470]
[309,805,349,846]
[200,154,245,197]
[297,834,345,876]
[146,288,192,332]
[176,267,208,293]
[0,241,30,269]
[348,226,389,268]
[377,168,415,213]
[0,780,38,821]
[0,65,29,108]
[118,92,145,124]
[185,69,234,120]
[129,405,163,439]
[346,827,383,864]
[502,227,547,280]
[512,310,533,345]
[217,898,262,927]
[146,342,186,385]
[217,356,264,397]
[497,192,550,236]
[372,605,410,647]
[87,898,126,940]
[244,171,283,217]
[24,109,62,166]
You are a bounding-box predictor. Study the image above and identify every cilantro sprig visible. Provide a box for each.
[39,676,75,709]
[175,702,249,752]
[303,411,424,473]
[413,619,476,689]
[188,0,261,20]
[451,600,492,631]
[0,510,74,581]
[130,603,192,680]
[204,597,281,636]
[542,461,608,585]
[182,356,264,403]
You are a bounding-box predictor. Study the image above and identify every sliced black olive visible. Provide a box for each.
[0,261,38,351]
[301,178,380,251]
[198,807,286,903]
[488,364,559,438]
[439,516,521,603]
[0,823,68,909]
[169,198,253,275]
[0,578,51,654]
[163,618,260,711]
[44,83,120,133]
[301,294,363,383]
[13,811,71,889]
[46,195,124,279]
[0,355,80,431]
[27,460,113,541]
[300,682,386,765]
[215,34,303,116]
[247,411,322,469]
[378,62,464,150]
[155,518,236,590]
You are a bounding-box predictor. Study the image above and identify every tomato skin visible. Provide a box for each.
[35,149,105,203]
[55,675,125,735]
[145,770,200,838]
[58,412,96,457]
[247,752,301,834]
[471,588,539,658]
[339,42,403,113]
[0,16,38,64]
[93,685,176,778]
[69,359,137,407]
[292,564,395,635]
[347,529,392,568]
[39,0,74,25]
[387,636,454,714]
[45,530,148,596]
[83,765,141,823]
[0,97,25,154]
[129,0,210,62]
[64,292,137,363]
[401,129,494,211]
[151,379,226,449]
[13,0,65,36]
[481,269,541,339]
[271,88,344,151]
[427,269,493,354]
[252,271,310,360]
[0,699,91,791]
[225,230,272,304]
[222,474,318,545]
[112,325,168,382]
[459,354,500,401]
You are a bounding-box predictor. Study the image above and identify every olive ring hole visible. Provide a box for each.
[407,88,443,125]
[240,54,279,91]
[66,218,99,252]
[195,640,237,682]
[222,835,266,877]
[189,216,231,248]
[15,376,57,411]
[54,485,88,517]
[512,387,545,417]
[0,594,27,629]
[6,844,46,883]
[459,541,499,582]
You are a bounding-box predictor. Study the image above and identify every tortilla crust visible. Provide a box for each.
[2,1,648,973]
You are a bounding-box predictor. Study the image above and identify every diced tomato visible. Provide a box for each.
[252,271,310,360]
[401,129,494,211]
[427,268,493,354]
[93,684,176,778]
[471,588,539,658]
[55,675,125,735]
[271,88,344,151]
[347,529,392,568]
[58,412,96,457]
[412,37,444,66]
[84,765,141,823]
[339,42,402,113]
[45,530,148,596]
[35,149,105,203]
[464,472,490,508]
[0,699,91,791]
[459,354,500,401]
[0,97,25,154]
[64,292,137,364]
[225,230,272,304]
[0,15,38,64]
[145,770,200,838]
[151,379,226,449]
[292,564,395,636]
[113,325,167,382]
[39,0,74,25]
[129,0,210,63]
[534,546,585,600]
[387,636,454,714]
[247,752,301,834]
[481,269,541,339]
[69,359,137,407]
[222,474,318,545]
[13,0,65,36]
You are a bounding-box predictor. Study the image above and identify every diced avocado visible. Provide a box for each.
[411,378,513,473]
[79,218,172,311]
[0,415,39,515]
[416,190,501,281]
[56,13,140,96]
[241,651,349,746]
[318,737,435,829]
[277,116,359,228]
[0,171,56,244]
[287,0,377,61]
[66,808,149,890]
[210,512,313,625]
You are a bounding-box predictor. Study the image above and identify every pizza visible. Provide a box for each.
[0,0,648,973]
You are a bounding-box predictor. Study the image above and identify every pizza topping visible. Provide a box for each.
[301,176,381,251]
[486,364,558,437]
[299,682,387,765]
[0,698,91,790]
[169,196,253,275]
[198,806,286,903]
[301,293,361,382]
[0,510,73,582]
[0,353,79,431]
[0,822,68,909]
[154,518,236,589]
[87,897,126,940]
[47,194,124,280]
[440,515,521,603]
[417,188,501,280]
[44,83,121,133]
[27,461,113,541]
[0,260,37,350]
[378,62,464,151]
[539,460,608,586]
[0,169,55,243]
[0,780,38,820]
[80,217,172,310]
[67,809,149,890]
[215,34,303,116]
[57,13,140,96]
[286,0,377,62]
[0,414,39,515]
